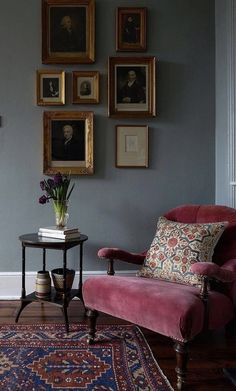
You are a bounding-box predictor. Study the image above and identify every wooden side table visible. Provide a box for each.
[15,233,88,333]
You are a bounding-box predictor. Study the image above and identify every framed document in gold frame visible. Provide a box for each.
[43,111,94,175]
[108,56,156,118]
[42,0,95,64]
[37,69,65,106]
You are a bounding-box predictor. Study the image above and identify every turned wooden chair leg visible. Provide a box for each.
[107,259,115,275]
[174,341,189,390]
[86,308,99,344]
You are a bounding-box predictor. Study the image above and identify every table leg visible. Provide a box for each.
[78,242,84,302]
[43,249,46,271]
[61,306,69,334]
[15,301,31,323]
[15,245,32,322]
[21,245,26,299]
[62,249,69,333]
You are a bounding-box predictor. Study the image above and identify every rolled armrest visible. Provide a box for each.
[191,262,236,283]
[97,247,146,265]
[222,259,236,272]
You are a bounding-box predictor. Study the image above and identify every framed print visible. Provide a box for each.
[116,7,147,52]
[43,111,94,175]
[37,69,65,105]
[116,125,148,168]
[42,0,95,64]
[72,71,99,104]
[108,56,156,118]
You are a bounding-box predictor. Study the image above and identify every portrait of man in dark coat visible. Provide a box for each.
[52,121,85,161]
[117,67,146,104]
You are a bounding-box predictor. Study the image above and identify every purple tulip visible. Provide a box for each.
[54,172,63,186]
[47,179,55,188]
[39,195,48,204]
[40,181,45,191]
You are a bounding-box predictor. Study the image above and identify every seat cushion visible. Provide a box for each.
[83,276,234,342]
[137,217,227,286]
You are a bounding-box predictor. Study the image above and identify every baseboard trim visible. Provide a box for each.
[0,270,138,299]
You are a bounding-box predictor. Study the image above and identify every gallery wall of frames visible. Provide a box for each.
[39,0,156,175]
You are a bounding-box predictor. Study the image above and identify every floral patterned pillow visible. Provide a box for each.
[137,217,227,286]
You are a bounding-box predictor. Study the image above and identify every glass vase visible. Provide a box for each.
[53,200,69,228]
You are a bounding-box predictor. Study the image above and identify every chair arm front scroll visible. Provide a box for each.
[191,261,236,307]
[97,247,146,275]
[191,262,236,283]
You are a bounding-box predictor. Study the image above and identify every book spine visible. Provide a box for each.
[39,228,79,234]
[38,232,80,239]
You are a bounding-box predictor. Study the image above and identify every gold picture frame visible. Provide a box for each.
[43,111,94,175]
[116,7,147,52]
[108,56,156,118]
[42,0,95,64]
[116,125,149,168]
[37,69,65,105]
[72,71,99,104]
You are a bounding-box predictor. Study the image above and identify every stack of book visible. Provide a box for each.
[38,226,80,240]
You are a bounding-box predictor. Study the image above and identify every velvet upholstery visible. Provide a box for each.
[83,204,236,389]
[98,248,146,265]
[191,262,236,282]
[83,275,234,342]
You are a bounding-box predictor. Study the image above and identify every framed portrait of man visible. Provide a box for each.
[116,7,147,52]
[43,111,94,175]
[72,71,99,104]
[108,56,156,118]
[42,0,95,64]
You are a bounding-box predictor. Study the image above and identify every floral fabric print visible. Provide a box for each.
[138,217,227,286]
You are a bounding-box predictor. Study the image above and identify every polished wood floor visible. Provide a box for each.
[0,300,235,391]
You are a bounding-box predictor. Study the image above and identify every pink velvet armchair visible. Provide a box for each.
[83,205,236,390]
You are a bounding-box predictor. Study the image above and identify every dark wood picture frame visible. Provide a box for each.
[116,125,149,168]
[72,71,99,104]
[42,0,95,64]
[43,111,94,175]
[116,7,147,52]
[37,69,65,106]
[108,56,156,118]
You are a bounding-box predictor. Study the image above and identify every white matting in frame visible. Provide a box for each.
[116,125,148,167]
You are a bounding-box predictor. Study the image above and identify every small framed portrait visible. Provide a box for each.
[72,71,99,104]
[116,125,149,168]
[42,0,95,64]
[108,56,156,118]
[43,111,94,175]
[37,70,65,105]
[116,7,147,52]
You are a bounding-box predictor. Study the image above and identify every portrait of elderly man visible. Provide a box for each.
[50,7,86,52]
[52,122,85,161]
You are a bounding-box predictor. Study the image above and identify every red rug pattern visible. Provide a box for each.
[0,323,173,390]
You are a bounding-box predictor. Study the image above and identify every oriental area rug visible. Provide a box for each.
[0,323,173,391]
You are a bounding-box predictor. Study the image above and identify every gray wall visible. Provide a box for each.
[0,0,215,272]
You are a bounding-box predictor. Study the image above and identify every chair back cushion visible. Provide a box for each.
[164,204,236,266]
[138,216,227,286]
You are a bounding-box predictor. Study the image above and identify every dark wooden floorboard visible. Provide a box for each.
[0,300,235,391]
